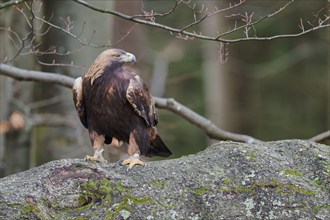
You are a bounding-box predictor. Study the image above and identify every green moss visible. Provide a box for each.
[117,182,129,191]
[78,178,130,205]
[225,179,279,194]
[0,202,21,207]
[314,205,330,212]
[163,203,176,209]
[292,155,299,160]
[149,180,166,187]
[129,195,155,204]
[220,187,230,192]
[106,201,130,219]
[281,169,303,177]
[22,204,39,213]
[68,217,88,220]
[313,178,322,186]
[217,178,316,196]
[237,185,254,193]
[105,195,155,219]
[247,153,257,161]
[193,188,208,196]
[223,178,233,184]
[21,203,47,220]
[79,179,111,205]
[77,178,156,219]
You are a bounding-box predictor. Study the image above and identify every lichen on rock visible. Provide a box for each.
[0,140,329,219]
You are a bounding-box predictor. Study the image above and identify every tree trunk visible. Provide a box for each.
[201,1,235,144]
[0,3,36,176]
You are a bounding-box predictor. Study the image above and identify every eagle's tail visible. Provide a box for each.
[148,134,172,157]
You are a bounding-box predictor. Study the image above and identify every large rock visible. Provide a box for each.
[0,140,329,219]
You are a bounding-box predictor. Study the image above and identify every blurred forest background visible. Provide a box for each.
[0,0,329,177]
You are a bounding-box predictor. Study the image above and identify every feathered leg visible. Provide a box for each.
[122,130,144,169]
[85,130,107,163]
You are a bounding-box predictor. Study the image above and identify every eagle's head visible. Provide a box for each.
[99,48,136,65]
[86,48,137,84]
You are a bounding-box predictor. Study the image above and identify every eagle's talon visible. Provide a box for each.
[122,156,145,169]
[84,155,107,163]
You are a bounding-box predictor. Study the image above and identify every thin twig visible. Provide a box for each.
[35,59,85,69]
[132,0,178,19]
[2,0,330,45]
[219,0,294,39]
[0,0,29,10]
[72,0,329,43]
[180,0,246,32]
[33,16,99,47]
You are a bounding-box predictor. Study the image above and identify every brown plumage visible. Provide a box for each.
[72,49,171,168]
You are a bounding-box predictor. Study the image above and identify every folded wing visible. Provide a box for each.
[72,77,87,128]
[126,75,157,127]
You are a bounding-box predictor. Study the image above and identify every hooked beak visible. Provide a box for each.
[122,52,136,63]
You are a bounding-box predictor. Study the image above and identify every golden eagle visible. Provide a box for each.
[72,49,172,168]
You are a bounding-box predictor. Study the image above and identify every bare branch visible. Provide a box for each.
[110,24,139,46]
[2,0,328,67]
[0,27,23,50]
[309,130,330,143]
[2,0,329,46]
[183,0,246,15]
[15,5,32,28]
[154,97,260,143]
[298,18,305,32]
[35,59,85,69]
[1,1,137,66]
[217,42,228,63]
[33,15,138,50]
[0,0,29,11]
[0,63,75,88]
[72,0,225,42]
[225,23,330,43]
[221,0,294,37]
[33,16,99,47]
[0,63,261,143]
[179,0,246,32]
[132,0,178,19]
[72,0,329,43]
[179,14,207,32]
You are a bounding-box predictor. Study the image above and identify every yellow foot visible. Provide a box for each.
[122,155,145,169]
[84,149,107,163]
[84,155,107,163]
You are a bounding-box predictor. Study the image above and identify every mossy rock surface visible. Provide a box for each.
[0,140,329,219]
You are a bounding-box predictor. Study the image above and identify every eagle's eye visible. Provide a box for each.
[113,54,121,58]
